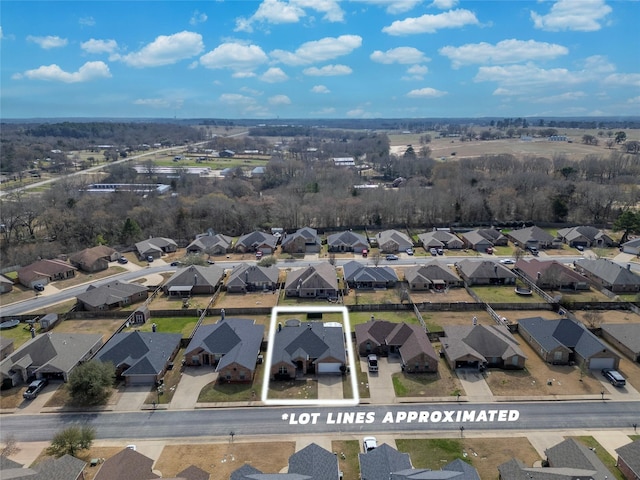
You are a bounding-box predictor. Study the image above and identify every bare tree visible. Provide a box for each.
[583,311,603,329]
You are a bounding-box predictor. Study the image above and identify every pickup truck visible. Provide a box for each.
[23,379,48,400]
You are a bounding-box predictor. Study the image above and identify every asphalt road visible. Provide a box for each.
[1,401,638,443]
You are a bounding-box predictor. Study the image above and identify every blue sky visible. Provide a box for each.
[1,0,639,119]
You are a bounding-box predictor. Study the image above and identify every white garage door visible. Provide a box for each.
[317,363,342,374]
[588,358,615,370]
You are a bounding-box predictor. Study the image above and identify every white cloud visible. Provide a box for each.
[235,0,344,32]
[269,94,291,105]
[439,39,568,68]
[232,71,258,78]
[532,91,587,103]
[402,64,429,80]
[475,63,582,92]
[261,67,289,83]
[303,64,352,76]
[582,55,615,74]
[530,0,612,32]
[200,42,268,73]
[313,107,336,115]
[370,46,429,64]
[354,0,423,14]
[116,31,203,67]
[382,9,479,35]
[407,87,447,98]
[134,98,183,109]
[81,38,118,55]
[27,35,68,49]
[219,93,256,104]
[604,73,640,87]
[79,16,96,27]
[311,85,330,93]
[627,96,640,104]
[271,35,362,66]
[429,0,458,9]
[18,61,111,83]
[190,10,208,25]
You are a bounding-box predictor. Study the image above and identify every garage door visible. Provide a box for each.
[588,358,615,370]
[317,363,342,374]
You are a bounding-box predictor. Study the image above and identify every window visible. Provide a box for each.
[278,366,288,375]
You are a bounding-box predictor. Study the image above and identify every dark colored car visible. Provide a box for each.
[23,379,48,399]
[602,368,626,387]
[33,283,45,292]
[117,257,129,264]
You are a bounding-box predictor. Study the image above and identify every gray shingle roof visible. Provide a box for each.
[443,325,525,364]
[236,231,278,251]
[601,323,640,354]
[327,231,368,249]
[273,322,345,367]
[76,280,148,309]
[456,260,515,280]
[343,261,398,284]
[227,264,279,289]
[508,226,554,245]
[288,443,340,480]
[185,319,264,371]
[164,265,225,289]
[284,263,338,292]
[186,234,233,252]
[574,258,640,287]
[405,262,461,285]
[359,444,412,480]
[616,439,640,477]
[96,331,182,377]
[545,438,613,479]
[95,448,159,480]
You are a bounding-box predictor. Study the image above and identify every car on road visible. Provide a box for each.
[33,283,45,292]
[602,368,626,387]
[367,354,378,372]
[363,436,377,452]
[385,254,399,261]
[405,248,414,256]
[23,379,48,400]
[500,258,515,265]
[117,257,129,264]
[170,261,182,267]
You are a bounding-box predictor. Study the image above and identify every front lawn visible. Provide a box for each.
[198,362,264,402]
[332,440,360,480]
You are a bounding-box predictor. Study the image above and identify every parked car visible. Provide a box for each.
[429,248,438,256]
[500,258,515,265]
[117,257,129,264]
[485,247,493,254]
[385,254,399,261]
[576,245,584,252]
[23,379,48,400]
[255,251,263,259]
[363,436,378,452]
[602,368,626,387]
[367,354,378,372]
[147,255,154,262]
[33,283,45,292]
[436,248,444,255]
[362,249,368,258]
[528,246,539,256]
[405,248,414,256]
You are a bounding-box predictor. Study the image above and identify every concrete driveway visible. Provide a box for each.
[170,366,217,409]
[14,381,61,414]
[318,375,343,400]
[364,355,400,404]
[455,368,494,402]
[113,385,153,412]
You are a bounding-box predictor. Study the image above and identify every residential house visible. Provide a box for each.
[172,465,211,480]
[18,259,77,289]
[0,337,14,360]
[184,318,264,382]
[355,319,438,373]
[376,229,413,253]
[456,260,516,285]
[418,230,464,250]
[404,262,463,291]
[69,245,119,273]
[270,321,346,377]
[251,166,266,177]
[507,226,555,250]
[281,227,322,254]
[163,265,225,297]
[94,448,159,480]
[327,230,369,253]
[0,333,103,387]
[441,324,526,370]
[235,231,278,254]
[230,443,340,480]
[186,233,233,255]
[574,258,640,293]
[601,324,640,362]
[499,438,615,480]
[461,228,508,252]
[616,439,640,480]
[96,331,182,385]
[226,264,279,293]
[621,237,640,256]
[0,454,86,480]
[343,260,398,289]
[518,317,620,370]
[557,226,615,248]
[0,275,13,294]
[76,280,148,311]
[284,262,338,298]
[514,258,589,290]
[359,443,480,480]
[135,237,177,260]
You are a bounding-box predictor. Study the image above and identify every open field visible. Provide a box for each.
[410,288,476,303]
[51,318,125,344]
[396,436,540,480]
[153,441,296,478]
[419,310,495,332]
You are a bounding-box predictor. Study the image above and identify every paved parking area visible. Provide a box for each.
[318,375,343,400]
[455,368,493,402]
[364,356,400,404]
[114,385,153,411]
[14,382,61,414]
[171,366,217,409]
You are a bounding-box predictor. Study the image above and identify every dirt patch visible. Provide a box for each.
[154,441,296,477]
[0,385,26,409]
[393,353,463,398]
[573,309,640,325]
[343,288,404,306]
[51,318,124,344]
[420,310,495,332]
[214,291,279,309]
[485,332,603,396]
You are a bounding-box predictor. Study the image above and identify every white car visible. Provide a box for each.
[499,258,515,265]
[363,436,377,452]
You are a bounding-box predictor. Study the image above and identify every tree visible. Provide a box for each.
[46,426,95,458]
[583,311,604,329]
[257,255,277,267]
[615,131,627,144]
[613,210,640,244]
[68,361,115,406]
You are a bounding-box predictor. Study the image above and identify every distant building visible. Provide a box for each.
[82,183,171,194]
